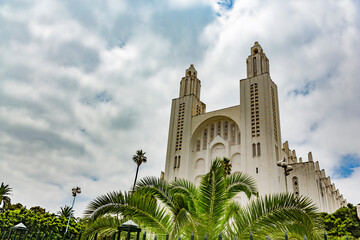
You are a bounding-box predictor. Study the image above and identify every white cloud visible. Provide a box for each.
[0,0,359,217]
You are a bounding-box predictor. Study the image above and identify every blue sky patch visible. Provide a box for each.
[96,91,112,103]
[79,128,86,134]
[292,81,316,96]
[90,176,98,182]
[80,91,112,106]
[218,0,234,10]
[334,154,360,178]
[310,122,318,132]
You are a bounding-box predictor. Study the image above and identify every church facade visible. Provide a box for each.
[163,42,346,213]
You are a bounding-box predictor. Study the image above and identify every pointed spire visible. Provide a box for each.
[179,64,201,99]
[308,152,313,162]
[247,41,269,78]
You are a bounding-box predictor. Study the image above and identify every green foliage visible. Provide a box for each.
[57,205,74,219]
[85,158,323,240]
[321,203,360,239]
[0,182,12,211]
[83,216,124,239]
[132,149,147,191]
[0,204,83,238]
[223,157,232,175]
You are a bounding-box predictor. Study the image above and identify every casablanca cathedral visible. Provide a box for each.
[163,42,346,213]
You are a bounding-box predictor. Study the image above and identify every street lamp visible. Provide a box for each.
[277,158,293,192]
[64,187,81,237]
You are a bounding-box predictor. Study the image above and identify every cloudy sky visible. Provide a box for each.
[1,0,359,217]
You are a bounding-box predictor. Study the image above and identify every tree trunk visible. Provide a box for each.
[132,165,140,192]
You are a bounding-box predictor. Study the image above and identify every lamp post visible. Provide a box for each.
[64,187,81,237]
[277,158,293,192]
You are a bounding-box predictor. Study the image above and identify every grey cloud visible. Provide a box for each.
[0,18,31,45]
[110,108,139,130]
[0,64,35,83]
[47,41,100,72]
[151,6,215,63]
[80,91,112,106]
[1,122,85,156]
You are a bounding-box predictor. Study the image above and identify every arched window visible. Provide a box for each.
[253,57,257,75]
[224,122,228,140]
[257,142,261,156]
[252,143,256,157]
[231,124,236,145]
[174,156,177,169]
[178,156,181,168]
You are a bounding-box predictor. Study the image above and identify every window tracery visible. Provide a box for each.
[292,176,299,196]
[217,122,221,136]
[210,124,214,141]
[196,140,200,152]
[203,129,207,150]
[224,122,228,140]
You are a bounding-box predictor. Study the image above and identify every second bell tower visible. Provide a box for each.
[240,42,285,194]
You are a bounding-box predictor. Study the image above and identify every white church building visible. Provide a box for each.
[163,42,346,213]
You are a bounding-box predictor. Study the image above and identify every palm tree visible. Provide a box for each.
[85,158,323,239]
[132,150,147,191]
[83,216,125,239]
[57,205,74,219]
[0,182,12,212]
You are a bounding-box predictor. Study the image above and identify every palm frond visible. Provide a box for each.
[83,216,123,240]
[170,179,198,213]
[121,192,172,234]
[133,150,147,165]
[233,193,323,240]
[83,191,128,220]
[226,172,257,199]
[136,176,176,211]
[197,158,227,237]
[220,201,241,238]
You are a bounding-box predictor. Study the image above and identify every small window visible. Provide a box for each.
[292,176,299,196]
[196,140,200,151]
[256,167,258,174]
[203,129,208,150]
[252,143,256,157]
[253,57,257,75]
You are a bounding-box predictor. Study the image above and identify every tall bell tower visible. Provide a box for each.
[164,64,206,181]
[240,42,286,194]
